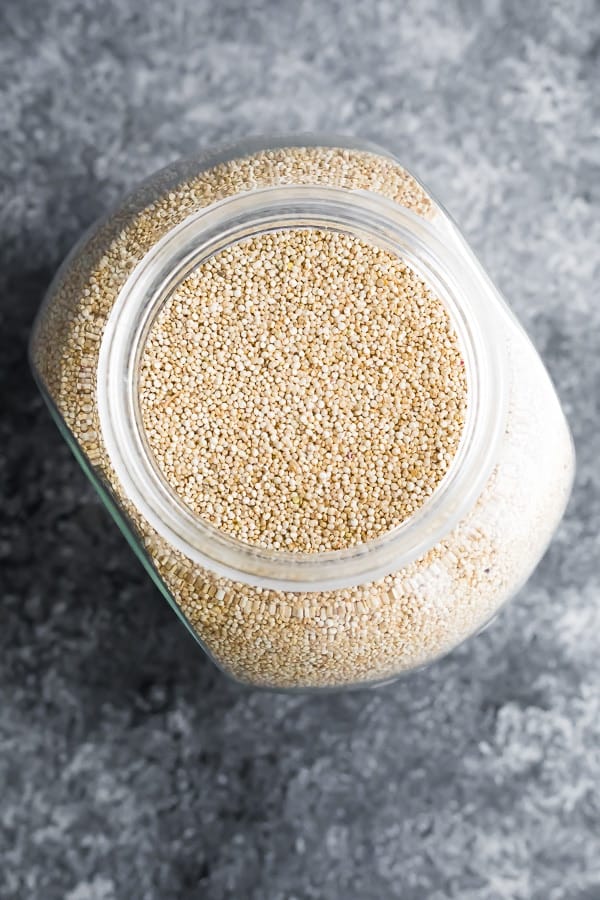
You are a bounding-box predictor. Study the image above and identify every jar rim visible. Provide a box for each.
[97,181,507,591]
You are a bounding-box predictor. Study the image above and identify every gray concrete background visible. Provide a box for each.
[1,1,599,898]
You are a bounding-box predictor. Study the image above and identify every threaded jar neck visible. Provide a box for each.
[97,184,507,591]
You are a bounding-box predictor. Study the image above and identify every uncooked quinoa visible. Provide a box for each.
[31,141,574,689]
[139,228,467,552]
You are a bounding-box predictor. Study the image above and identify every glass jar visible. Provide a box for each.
[30,135,574,690]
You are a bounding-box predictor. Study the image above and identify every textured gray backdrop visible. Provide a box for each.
[1,1,599,898]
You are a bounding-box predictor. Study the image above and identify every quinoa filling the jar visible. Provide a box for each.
[30,135,574,690]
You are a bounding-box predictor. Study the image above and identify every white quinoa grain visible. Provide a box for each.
[31,144,574,689]
[139,228,466,553]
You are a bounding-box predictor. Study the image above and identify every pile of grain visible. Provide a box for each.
[139,228,466,553]
[31,144,574,688]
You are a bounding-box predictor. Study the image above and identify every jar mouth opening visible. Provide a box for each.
[98,184,506,591]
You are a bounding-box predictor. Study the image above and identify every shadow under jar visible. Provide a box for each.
[30,135,574,690]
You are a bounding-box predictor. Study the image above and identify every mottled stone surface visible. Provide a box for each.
[1,1,599,898]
